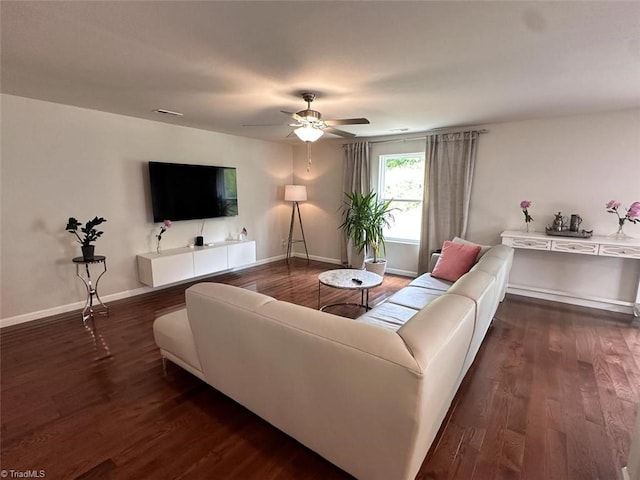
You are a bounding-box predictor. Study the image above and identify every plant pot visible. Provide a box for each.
[364,259,387,276]
[81,245,95,261]
[346,239,365,269]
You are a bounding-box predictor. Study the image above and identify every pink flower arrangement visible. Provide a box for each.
[156,220,172,253]
[520,200,533,223]
[157,219,172,240]
[606,200,640,227]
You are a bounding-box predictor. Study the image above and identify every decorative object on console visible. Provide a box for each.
[339,191,396,275]
[551,211,568,232]
[606,200,640,239]
[544,212,593,238]
[545,228,593,238]
[66,216,107,261]
[431,240,481,282]
[155,219,172,253]
[569,214,583,232]
[239,227,247,241]
[195,218,205,247]
[520,200,533,232]
[285,185,309,264]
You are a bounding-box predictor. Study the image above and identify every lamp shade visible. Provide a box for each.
[294,125,324,142]
[284,185,307,202]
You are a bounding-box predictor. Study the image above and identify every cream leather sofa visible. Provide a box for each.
[153,244,514,480]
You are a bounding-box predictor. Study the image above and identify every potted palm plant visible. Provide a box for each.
[339,191,395,275]
[66,216,107,261]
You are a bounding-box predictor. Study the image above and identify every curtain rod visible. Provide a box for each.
[342,128,488,147]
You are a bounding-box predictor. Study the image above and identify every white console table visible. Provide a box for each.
[501,230,640,316]
[137,240,256,287]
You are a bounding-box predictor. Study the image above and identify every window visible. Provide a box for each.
[378,153,425,242]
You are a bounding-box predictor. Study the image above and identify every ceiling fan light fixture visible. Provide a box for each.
[294,125,323,142]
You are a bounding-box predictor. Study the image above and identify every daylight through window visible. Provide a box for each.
[378,153,425,242]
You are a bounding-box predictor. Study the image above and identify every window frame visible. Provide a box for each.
[377,152,425,244]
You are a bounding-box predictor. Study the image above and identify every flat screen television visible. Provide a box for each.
[148,161,238,222]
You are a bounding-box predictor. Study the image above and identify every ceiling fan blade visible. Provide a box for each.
[323,127,356,138]
[324,118,370,126]
[242,123,285,127]
[281,110,303,122]
[286,130,296,138]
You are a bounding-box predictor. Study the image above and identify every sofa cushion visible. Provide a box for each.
[357,302,420,330]
[409,273,452,292]
[447,270,497,377]
[153,308,203,376]
[385,286,442,311]
[431,240,481,282]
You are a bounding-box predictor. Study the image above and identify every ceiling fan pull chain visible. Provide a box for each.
[307,142,312,172]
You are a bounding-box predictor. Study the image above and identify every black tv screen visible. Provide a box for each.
[148,162,238,222]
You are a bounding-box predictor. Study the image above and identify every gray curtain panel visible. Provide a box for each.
[417,131,481,274]
[341,142,370,265]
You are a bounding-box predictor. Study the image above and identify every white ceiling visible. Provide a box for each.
[2,1,639,143]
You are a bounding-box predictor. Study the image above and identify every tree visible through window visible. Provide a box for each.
[378,153,425,242]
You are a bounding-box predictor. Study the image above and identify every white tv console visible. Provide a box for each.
[137,240,256,287]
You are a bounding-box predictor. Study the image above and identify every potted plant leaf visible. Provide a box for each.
[66,216,107,261]
[339,191,395,275]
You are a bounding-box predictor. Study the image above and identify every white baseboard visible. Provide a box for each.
[1,254,417,328]
[507,283,635,316]
[386,267,417,277]
[304,253,342,265]
[291,253,416,278]
[0,257,287,329]
[0,285,154,328]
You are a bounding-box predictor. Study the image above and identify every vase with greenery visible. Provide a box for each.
[339,191,395,272]
[66,216,107,261]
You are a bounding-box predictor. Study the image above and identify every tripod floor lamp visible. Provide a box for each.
[285,185,309,264]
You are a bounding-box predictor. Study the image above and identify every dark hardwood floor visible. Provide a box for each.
[1,258,638,479]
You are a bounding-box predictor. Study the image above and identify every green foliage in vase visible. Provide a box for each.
[339,191,396,263]
[66,216,107,246]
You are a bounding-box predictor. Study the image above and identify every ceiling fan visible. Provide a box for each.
[282,92,370,142]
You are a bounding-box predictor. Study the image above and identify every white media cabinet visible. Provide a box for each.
[137,240,256,287]
[501,230,640,316]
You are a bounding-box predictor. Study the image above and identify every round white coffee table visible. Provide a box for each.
[317,269,383,312]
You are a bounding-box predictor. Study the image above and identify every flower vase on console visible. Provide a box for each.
[606,200,639,240]
[520,200,534,233]
[613,222,627,240]
[156,219,172,254]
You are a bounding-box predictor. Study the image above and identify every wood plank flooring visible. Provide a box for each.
[1,258,639,479]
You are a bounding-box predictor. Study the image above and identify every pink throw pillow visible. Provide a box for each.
[431,240,482,282]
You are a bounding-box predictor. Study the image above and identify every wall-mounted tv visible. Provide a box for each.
[148,161,238,222]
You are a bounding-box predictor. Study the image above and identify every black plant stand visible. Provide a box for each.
[72,255,109,323]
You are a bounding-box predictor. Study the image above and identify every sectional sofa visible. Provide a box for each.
[153,243,514,480]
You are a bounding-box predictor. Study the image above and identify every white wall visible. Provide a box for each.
[1,94,293,323]
[470,109,640,312]
[292,108,640,312]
